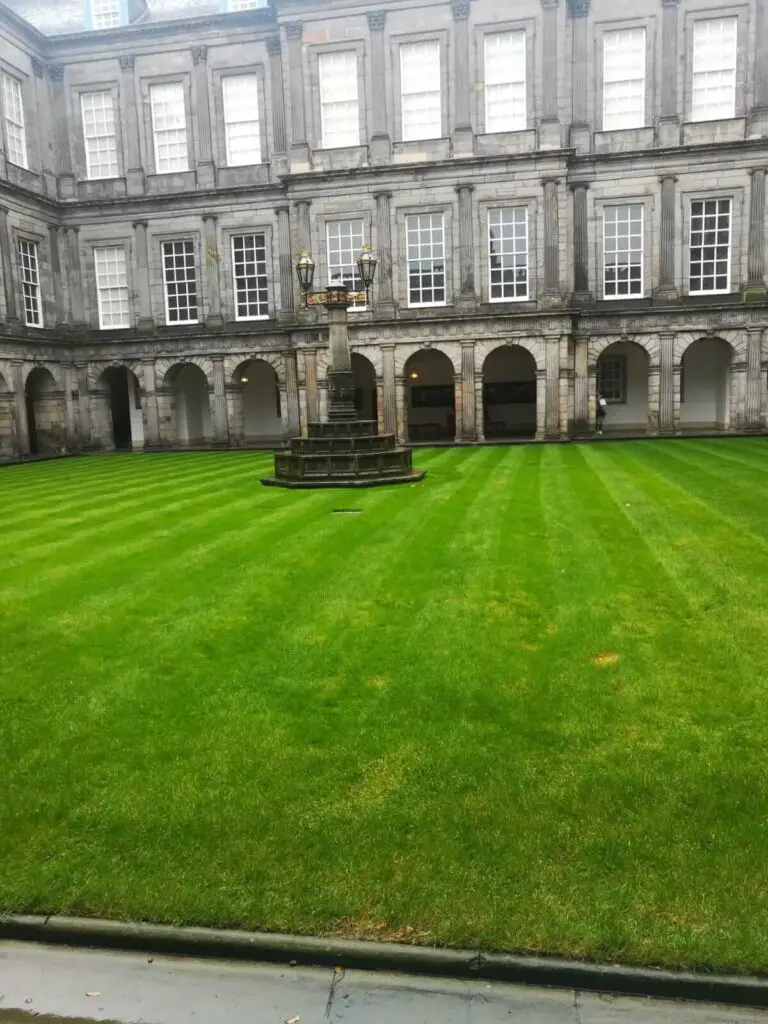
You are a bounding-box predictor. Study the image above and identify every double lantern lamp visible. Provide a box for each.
[295,246,378,306]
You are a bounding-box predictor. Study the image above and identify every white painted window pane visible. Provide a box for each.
[95,246,130,329]
[326,219,365,308]
[488,208,528,301]
[603,28,646,130]
[400,41,441,141]
[603,204,644,298]
[81,91,119,179]
[92,0,121,29]
[689,198,731,294]
[150,83,188,173]
[2,73,27,169]
[484,31,526,133]
[18,239,42,326]
[163,239,198,323]
[222,74,261,166]
[232,234,269,319]
[692,18,737,121]
[406,212,445,306]
[319,51,359,148]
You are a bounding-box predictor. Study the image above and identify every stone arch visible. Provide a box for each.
[161,361,213,445]
[675,330,744,363]
[402,348,456,442]
[395,342,462,378]
[88,360,143,393]
[481,344,538,439]
[351,352,377,423]
[231,358,282,442]
[24,362,64,392]
[475,337,545,376]
[91,365,144,450]
[223,350,285,386]
[680,335,735,431]
[596,339,652,434]
[155,355,214,389]
[350,344,383,380]
[25,366,66,455]
[588,333,659,367]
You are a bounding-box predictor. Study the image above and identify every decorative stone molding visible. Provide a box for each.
[285,22,303,41]
[46,63,64,82]
[119,55,135,71]
[31,58,45,79]
[451,0,471,20]
[367,10,387,30]
[567,0,589,15]
[192,46,208,64]
[266,36,282,56]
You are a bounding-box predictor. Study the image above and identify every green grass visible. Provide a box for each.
[2,441,768,974]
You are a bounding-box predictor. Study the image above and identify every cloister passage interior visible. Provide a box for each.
[94,367,143,450]
[232,359,282,441]
[482,346,537,439]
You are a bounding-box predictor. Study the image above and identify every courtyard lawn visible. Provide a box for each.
[2,442,768,973]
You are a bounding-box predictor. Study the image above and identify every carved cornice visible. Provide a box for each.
[119,55,135,72]
[31,57,45,79]
[367,10,387,30]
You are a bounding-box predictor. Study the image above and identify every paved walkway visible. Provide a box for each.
[1,941,766,1024]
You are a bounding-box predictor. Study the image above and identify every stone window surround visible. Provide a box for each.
[590,192,656,302]
[310,209,374,304]
[475,195,539,306]
[69,80,124,182]
[0,61,37,174]
[210,62,269,174]
[683,4,749,124]
[139,73,194,177]
[679,186,745,296]
[307,39,368,152]
[149,228,202,325]
[593,14,657,133]
[11,224,50,328]
[392,201,453,311]
[472,17,536,136]
[81,234,134,330]
[219,223,276,323]
[390,30,450,143]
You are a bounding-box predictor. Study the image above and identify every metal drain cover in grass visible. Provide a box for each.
[332,508,363,515]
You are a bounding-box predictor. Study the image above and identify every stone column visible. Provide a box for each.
[545,336,561,438]
[745,328,764,429]
[571,182,590,303]
[267,37,287,164]
[47,64,74,199]
[76,363,92,447]
[573,337,589,433]
[203,214,223,328]
[456,184,477,311]
[120,56,144,195]
[48,224,65,327]
[459,341,476,441]
[559,340,573,439]
[750,0,768,136]
[657,176,678,301]
[304,347,320,425]
[133,220,154,330]
[542,178,562,305]
[569,0,591,153]
[32,58,55,195]
[474,372,484,441]
[142,359,160,447]
[64,364,77,448]
[451,0,473,156]
[540,0,560,149]
[275,205,295,321]
[65,228,86,328]
[211,356,228,445]
[192,47,215,188]
[283,350,301,436]
[395,374,407,443]
[0,207,18,323]
[12,362,29,455]
[659,0,681,146]
[374,191,395,317]
[381,343,397,435]
[286,23,310,168]
[368,11,390,163]
[746,168,767,298]
[658,332,675,434]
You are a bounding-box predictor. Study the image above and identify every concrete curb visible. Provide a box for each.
[1,915,767,1009]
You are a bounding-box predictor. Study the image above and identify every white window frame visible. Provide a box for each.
[400,41,442,142]
[326,219,366,310]
[150,82,189,174]
[405,212,446,308]
[488,207,528,302]
[689,197,732,295]
[94,246,130,329]
[18,239,42,327]
[231,233,270,321]
[91,0,122,29]
[1,72,27,170]
[602,204,644,299]
[162,239,199,324]
[81,90,119,180]
[602,28,646,131]
[222,74,261,167]
[691,17,737,122]
[318,51,360,149]
[484,31,526,134]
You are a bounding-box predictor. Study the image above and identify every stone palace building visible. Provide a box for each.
[0,0,766,454]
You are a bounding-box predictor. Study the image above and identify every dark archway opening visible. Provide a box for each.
[352,353,377,424]
[404,350,456,442]
[482,346,537,439]
[104,367,132,449]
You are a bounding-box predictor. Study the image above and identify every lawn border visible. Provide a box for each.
[1,915,767,1008]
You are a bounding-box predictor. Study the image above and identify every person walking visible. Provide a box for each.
[596,390,607,436]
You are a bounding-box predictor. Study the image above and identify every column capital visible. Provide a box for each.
[568,180,590,191]
[31,57,45,78]
[541,176,560,186]
[192,45,208,64]
[451,0,471,20]
[455,182,475,195]
[119,55,135,71]
[275,204,290,215]
[460,339,475,349]
[367,9,387,30]
[661,0,680,6]
[285,22,303,41]
[46,63,64,82]
[567,0,589,15]
[749,166,768,176]
[266,35,282,56]
[540,0,559,7]
[373,190,393,200]
[295,198,311,209]
[659,174,678,183]
[132,219,148,229]
[202,212,219,224]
